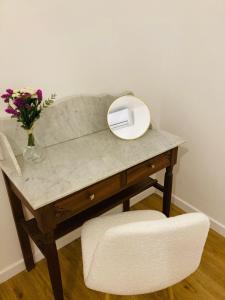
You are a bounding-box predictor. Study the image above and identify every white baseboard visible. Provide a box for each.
[172,194,225,238]
[155,190,225,237]
[0,187,155,284]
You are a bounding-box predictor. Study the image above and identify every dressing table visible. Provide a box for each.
[0,92,184,300]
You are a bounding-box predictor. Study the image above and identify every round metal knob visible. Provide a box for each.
[89,194,95,201]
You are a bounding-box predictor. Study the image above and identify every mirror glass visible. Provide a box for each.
[107,95,151,140]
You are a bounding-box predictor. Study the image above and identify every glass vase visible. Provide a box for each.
[23,129,45,163]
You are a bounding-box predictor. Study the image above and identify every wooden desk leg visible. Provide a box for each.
[4,175,35,271]
[123,198,130,211]
[163,166,173,217]
[44,233,64,300]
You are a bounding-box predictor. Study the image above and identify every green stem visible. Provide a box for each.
[28,133,35,147]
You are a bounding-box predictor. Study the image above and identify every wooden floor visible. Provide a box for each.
[0,194,225,300]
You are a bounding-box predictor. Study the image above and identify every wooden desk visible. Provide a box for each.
[0,93,183,300]
[2,128,183,300]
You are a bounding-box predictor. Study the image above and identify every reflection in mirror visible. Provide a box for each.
[107,96,151,140]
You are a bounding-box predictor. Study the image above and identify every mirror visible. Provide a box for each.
[107,95,151,140]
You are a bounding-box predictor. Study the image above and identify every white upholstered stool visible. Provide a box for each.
[81,210,209,299]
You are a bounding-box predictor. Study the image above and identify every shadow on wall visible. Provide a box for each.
[172,146,189,193]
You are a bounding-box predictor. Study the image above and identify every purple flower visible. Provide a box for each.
[1,90,13,102]
[5,107,20,117]
[6,89,13,95]
[36,89,43,102]
[1,93,10,99]
[1,94,10,103]
[13,98,26,108]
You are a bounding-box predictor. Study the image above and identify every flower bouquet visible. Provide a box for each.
[1,88,55,163]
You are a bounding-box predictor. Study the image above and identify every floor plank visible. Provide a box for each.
[0,194,225,299]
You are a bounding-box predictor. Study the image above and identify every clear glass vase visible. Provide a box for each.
[23,129,45,163]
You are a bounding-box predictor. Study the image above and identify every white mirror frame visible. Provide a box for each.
[107,95,151,140]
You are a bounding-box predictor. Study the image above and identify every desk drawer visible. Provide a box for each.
[127,152,170,185]
[54,174,121,221]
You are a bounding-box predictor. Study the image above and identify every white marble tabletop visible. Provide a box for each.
[1,129,184,210]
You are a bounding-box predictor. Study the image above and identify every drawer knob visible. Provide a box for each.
[148,164,156,169]
[89,193,95,201]
[148,164,155,169]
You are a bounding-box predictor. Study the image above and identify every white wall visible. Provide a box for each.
[156,0,225,235]
[1,0,225,283]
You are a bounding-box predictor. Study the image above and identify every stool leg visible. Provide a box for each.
[105,294,110,300]
[168,287,174,300]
